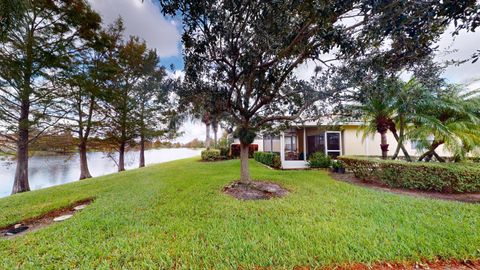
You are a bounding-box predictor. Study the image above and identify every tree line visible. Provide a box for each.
[0,1,177,194]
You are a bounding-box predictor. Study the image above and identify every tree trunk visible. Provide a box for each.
[139,134,145,168]
[212,122,218,149]
[205,123,211,149]
[239,142,250,183]
[380,131,389,159]
[418,141,443,162]
[12,128,30,194]
[118,141,126,172]
[391,131,411,161]
[432,151,445,162]
[79,140,92,179]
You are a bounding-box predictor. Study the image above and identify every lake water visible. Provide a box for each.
[0,148,201,198]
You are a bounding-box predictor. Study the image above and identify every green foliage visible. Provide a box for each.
[339,156,480,193]
[217,132,232,149]
[409,85,480,161]
[201,149,221,161]
[331,160,344,170]
[219,147,229,158]
[308,152,332,168]
[234,127,257,145]
[254,152,281,169]
[1,158,480,268]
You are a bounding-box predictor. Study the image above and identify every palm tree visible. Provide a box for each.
[356,90,396,159]
[390,78,435,161]
[410,85,480,162]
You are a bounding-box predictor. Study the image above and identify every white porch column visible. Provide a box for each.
[303,127,307,161]
[280,131,285,168]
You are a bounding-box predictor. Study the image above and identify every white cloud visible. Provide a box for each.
[435,26,480,84]
[166,69,185,80]
[175,120,206,143]
[294,24,480,85]
[87,0,181,58]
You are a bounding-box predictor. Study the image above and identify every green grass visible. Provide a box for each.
[0,158,479,269]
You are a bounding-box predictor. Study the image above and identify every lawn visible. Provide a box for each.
[0,158,479,269]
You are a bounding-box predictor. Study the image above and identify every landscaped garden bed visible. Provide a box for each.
[1,198,93,239]
[339,156,480,193]
[223,180,288,200]
[330,171,480,203]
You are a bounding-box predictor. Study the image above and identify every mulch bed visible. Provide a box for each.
[318,258,480,270]
[0,198,94,239]
[223,181,288,200]
[330,172,480,203]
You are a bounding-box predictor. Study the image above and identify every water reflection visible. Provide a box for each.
[0,148,201,198]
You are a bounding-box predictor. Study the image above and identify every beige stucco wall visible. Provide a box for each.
[341,125,451,157]
[233,125,455,158]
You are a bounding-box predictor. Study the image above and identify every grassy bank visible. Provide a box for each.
[0,158,479,269]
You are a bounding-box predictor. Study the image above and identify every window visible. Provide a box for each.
[284,135,297,151]
[326,132,341,157]
[263,135,280,152]
[284,129,300,160]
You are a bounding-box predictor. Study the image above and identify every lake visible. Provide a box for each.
[0,148,201,198]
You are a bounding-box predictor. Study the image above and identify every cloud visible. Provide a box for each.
[175,120,206,143]
[87,0,181,58]
[435,26,480,84]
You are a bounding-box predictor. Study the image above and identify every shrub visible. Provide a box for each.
[308,152,332,168]
[332,160,344,169]
[339,156,480,193]
[254,152,281,168]
[201,149,221,161]
[230,144,258,158]
[219,147,229,158]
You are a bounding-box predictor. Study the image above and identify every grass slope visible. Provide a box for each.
[0,158,479,269]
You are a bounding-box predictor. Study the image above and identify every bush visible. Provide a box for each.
[230,144,258,158]
[254,152,281,168]
[308,152,332,168]
[339,156,480,193]
[201,149,221,161]
[219,147,229,158]
[331,160,344,169]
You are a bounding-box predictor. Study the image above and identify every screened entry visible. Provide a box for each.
[306,130,342,158]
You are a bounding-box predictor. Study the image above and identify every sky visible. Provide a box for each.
[87,0,480,143]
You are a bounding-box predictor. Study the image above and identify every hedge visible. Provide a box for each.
[230,144,258,158]
[338,156,480,193]
[254,152,281,169]
[201,149,221,161]
[308,152,332,168]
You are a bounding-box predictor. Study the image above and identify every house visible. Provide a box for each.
[235,120,451,169]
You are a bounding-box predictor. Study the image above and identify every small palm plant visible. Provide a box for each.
[409,85,480,162]
[352,80,397,159]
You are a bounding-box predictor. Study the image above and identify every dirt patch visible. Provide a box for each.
[223,181,288,200]
[0,198,94,239]
[330,172,480,203]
